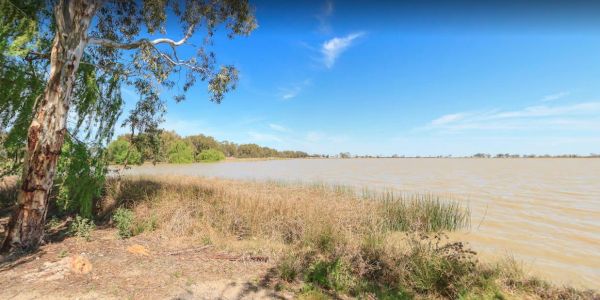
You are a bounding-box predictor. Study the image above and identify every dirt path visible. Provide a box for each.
[0,229,290,299]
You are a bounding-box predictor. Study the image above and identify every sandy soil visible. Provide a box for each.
[0,228,290,300]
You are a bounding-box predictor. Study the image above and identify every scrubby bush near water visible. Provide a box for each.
[106,139,142,165]
[197,148,226,162]
[167,140,195,164]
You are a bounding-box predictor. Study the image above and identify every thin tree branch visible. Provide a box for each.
[141,41,208,73]
[88,24,196,50]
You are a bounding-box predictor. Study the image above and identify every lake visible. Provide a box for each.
[123,158,600,288]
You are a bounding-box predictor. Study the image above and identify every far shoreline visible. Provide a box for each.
[113,155,600,168]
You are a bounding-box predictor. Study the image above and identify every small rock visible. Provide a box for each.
[70,255,92,274]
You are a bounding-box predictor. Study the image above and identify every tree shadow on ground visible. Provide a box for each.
[94,178,165,224]
[0,247,46,272]
[171,267,289,300]
[235,267,288,300]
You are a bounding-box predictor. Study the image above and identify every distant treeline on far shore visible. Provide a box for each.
[108,131,599,165]
[336,152,600,159]
[107,131,314,165]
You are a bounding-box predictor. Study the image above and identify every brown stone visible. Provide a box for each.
[70,255,92,274]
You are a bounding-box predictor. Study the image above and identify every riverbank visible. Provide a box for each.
[120,158,600,288]
[0,175,597,299]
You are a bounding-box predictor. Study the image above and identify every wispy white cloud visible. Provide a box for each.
[489,102,600,119]
[541,91,570,102]
[430,113,467,126]
[315,0,334,34]
[280,87,302,100]
[278,79,312,100]
[321,32,365,68]
[269,123,288,132]
[424,102,600,132]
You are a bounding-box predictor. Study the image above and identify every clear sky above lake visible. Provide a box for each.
[118,0,600,156]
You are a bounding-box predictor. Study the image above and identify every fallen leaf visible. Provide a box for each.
[127,244,150,256]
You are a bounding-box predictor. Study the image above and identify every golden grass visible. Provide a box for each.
[101,176,469,244]
[99,176,597,299]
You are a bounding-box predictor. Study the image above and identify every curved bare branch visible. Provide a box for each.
[88,24,195,50]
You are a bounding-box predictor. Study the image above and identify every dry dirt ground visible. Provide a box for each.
[0,227,291,300]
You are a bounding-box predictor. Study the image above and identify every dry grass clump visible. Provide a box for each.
[101,176,469,243]
[0,176,18,209]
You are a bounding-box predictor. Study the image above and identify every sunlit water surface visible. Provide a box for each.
[124,158,600,288]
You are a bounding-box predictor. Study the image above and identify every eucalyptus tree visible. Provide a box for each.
[0,0,255,252]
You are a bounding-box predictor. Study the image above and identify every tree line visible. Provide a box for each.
[107,131,310,165]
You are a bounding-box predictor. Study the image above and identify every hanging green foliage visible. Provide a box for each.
[54,136,107,218]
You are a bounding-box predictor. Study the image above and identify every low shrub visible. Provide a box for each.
[68,215,95,241]
[196,148,225,162]
[297,287,330,300]
[277,232,483,298]
[305,258,357,293]
[113,207,134,239]
[107,139,142,165]
[112,206,158,238]
[167,141,195,164]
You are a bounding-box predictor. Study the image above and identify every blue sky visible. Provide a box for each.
[118,0,600,156]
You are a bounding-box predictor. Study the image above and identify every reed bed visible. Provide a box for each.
[101,176,470,243]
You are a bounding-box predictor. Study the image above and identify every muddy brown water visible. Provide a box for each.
[123,158,600,288]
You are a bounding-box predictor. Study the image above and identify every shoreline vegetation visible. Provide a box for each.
[103,131,600,167]
[1,176,597,299]
[105,131,312,166]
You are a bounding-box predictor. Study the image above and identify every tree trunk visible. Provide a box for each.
[1,0,98,253]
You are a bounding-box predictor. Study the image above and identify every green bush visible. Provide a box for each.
[305,259,357,293]
[69,215,95,241]
[167,140,195,164]
[107,139,142,165]
[197,148,225,162]
[113,207,134,239]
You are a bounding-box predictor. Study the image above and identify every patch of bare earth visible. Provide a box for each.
[0,228,290,299]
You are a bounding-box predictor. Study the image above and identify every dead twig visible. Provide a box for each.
[205,253,269,262]
[164,245,213,256]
